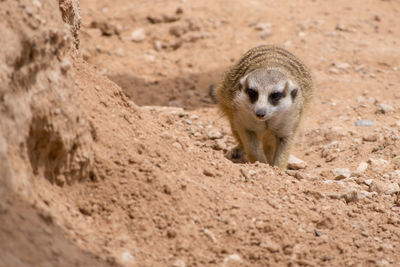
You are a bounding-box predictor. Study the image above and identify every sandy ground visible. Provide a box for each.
[1,0,400,266]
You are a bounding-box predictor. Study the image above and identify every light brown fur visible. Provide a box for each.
[216,45,313,169]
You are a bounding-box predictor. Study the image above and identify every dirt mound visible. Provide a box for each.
[1,0,400,266]
[0,0,93,194]
[0,0,98,264]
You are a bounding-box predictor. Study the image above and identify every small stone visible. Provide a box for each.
[90,20,119,36]
[207,128,223,139]
[376,103,394,114]
[294,172,309,180]
[368,180,384,194]
[359,190,376,199]
[166,229,177,238]
[328,67,339,74]
[264,239,280,253]
[368,158,389,167]
[60,59,72,73]
[203,229,217,243]
[362,134,378,142]
[248,170,256,176]
[223,254,242,265]
[169,25,187,37]
[130,28,146,42]
[203,169,214,177]
[335,24,346,31]
[287,155,307,170]
[286,170,308,180]
[383,183,400,195]
[342,190,358,203]
[33,0,42,7]
[356,161,369,173]
[253,22,272,31]
[172,142,182,149]
[176,7,184,14]
[324,180,344,187]
[331,168,351,180]
[260,29,272,39]
[154,40,163,51]
[172,259,186,267]
[214,139,226,150]
[121,251,135,264]
[334,62,351,70]
[314,229,321,236]
[163,185,172,195]
[355,120,374,127]
[364,179,373,186]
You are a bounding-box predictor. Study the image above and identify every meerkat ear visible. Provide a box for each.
[283,81,290,96]
[239,74,249,91]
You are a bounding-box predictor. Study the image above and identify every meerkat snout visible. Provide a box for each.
[255,109,266,118]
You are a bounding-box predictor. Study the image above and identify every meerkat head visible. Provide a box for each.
[236,68,299,121]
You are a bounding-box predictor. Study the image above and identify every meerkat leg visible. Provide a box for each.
[237,128,266,163]
[273,136,292,169]
[262,133,277,165]
[225,121,246,161]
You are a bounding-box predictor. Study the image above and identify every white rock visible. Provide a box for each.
[223,254,242,266]
[287,155,307,170]
[172,259,186,267]
[172,142,182,150]
[356,161,369,173]
[364,179,373,186]
[121,251,135,264]
[351,161,369,177]
[203,229,217,243]
[207,128,223,139]
[368,158,389,167]
[324,180,344,187]
[130,28,146,42]
[359,190,377,199]
[331,168,351,180]
[254,22,271,31]
[376,103,394,114]
[154,40,163,51]
[334,62,351,70]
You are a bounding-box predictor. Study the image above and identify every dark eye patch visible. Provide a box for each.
[269,91,284,105]
[291,88,298,100]
[245,88,258,103]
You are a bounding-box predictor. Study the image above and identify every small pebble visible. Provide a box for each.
[130,28,146,42]
[287,155,307,170]
[368,158,389,167]
[362,134,378,142]
[331,168,351,180]
[172,142,182,149]
[376,103,394,114]
[121,251,135,264]
[355,120,374,127]
[264,239,280,252]
[207,128,223,139]
[342,190,358,203]
[223,254,242,265]
[204,229,217,243]
[314,229,321,236]
[172,259,186,267]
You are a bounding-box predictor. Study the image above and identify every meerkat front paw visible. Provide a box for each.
[226,145,247,163]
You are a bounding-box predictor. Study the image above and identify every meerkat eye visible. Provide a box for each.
[269,92,284,105]
[245,88,258,103]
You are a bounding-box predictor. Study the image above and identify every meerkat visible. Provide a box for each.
[215,45,313,169]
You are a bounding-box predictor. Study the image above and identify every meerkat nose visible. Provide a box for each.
[256,109,266,118]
